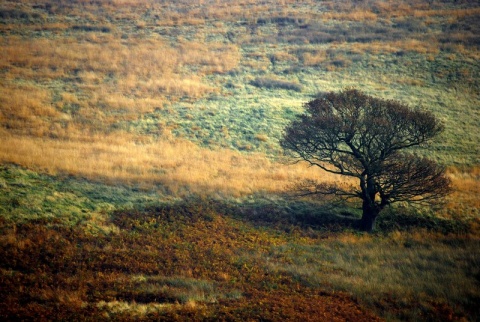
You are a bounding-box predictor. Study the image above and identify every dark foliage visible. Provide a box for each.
[281,89,451,232]
[0,9,43,22]
[250,77,302,92]
[71,25,111,33]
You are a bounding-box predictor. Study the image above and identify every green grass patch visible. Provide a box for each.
[0,164,165,233]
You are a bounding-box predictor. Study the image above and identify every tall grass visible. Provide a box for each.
[266,232,480,320]
[443,167,480,218]
[0,131,340,197]
[1,37,239,83]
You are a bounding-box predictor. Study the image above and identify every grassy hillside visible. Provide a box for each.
[1,0,479,320]
[0,167,478,320]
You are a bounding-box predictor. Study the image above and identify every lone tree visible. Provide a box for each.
[281,88,451,232]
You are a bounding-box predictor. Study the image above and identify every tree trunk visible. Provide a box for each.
[360,202,379,233]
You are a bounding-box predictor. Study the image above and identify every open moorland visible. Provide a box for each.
[0,0,479,320]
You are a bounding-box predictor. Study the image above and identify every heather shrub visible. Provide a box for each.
[250,77,302,92]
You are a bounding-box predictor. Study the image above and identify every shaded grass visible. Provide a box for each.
[250,77,302,92]
[0,196,382,321]
[2,162,472,236]
[267,233,480,321]
[0,164,162,231]
[0,163,477,321]
[233,197,473,236]
[0,193,477,321]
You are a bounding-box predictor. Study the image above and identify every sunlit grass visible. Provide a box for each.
[0,131,341,197]
[0,0,479,320]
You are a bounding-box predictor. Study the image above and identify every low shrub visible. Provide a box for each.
[0,9,43,21]
[250,77,302,92]
[71,25,111,33]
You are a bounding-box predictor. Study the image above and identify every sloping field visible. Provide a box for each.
[1,0,479,320]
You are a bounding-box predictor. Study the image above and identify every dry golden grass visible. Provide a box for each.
[0,131,340,197]
[1,36,239,86]
[0,84,62,137]
[413,7,480,19]
[0,84,56,119]
[347,39,440,55]
[302,51,328,67]
[443,167,480,216]
[270,52,298,63]
[322,10,378,22]
[0,35,240,137]
[327,0,479,21]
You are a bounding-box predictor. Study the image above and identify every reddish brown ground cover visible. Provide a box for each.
[0,205,382,321]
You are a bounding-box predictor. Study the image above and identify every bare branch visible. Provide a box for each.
[281,88,450,232]
[289,180,359,200]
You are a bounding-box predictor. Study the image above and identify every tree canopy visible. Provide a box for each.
[281,88,451,232]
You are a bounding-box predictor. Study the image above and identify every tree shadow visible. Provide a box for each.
[231,198,362,233]
[233,198,471,235]
[376,206,471,234]
[213,196,471,235]
[110,196,471,236]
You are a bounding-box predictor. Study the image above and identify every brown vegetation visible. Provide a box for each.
[1,198,477,321]
[0,202,383,321]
